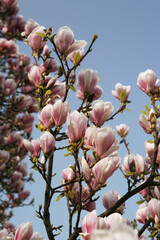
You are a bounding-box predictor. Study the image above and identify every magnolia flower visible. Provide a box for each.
[66,111,88,142]
[137,69,159,95]
[112,83,131,102]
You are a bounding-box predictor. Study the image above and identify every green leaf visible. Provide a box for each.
[147,140,154,144]
[126,172,134,176]
[125,109,132,112]
[70,85,76,92]
[64,153,71,157]
[145,104,150,112]
[46,89,52,95]
[120,129,124,137]
[141,110,148,116]
[136,200,145,205]
[55,195,63,202]
[74,51,80,64]
[73,210,77,215]
[36,32,47,38]
[149,230,157,238]
[120,90,126,102]
[155,176,160,180]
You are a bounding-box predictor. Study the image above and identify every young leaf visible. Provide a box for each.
[64,153,71,157]
[120,129,124,137]
[74,51,80,64]
[55,194,63,202]
[126,108,132,112]
[141,110,148,116]
[36,32,47,38]
[145,104,150,112]
[120,90,126,102]
[70,85,76,92]
[136,200,145,205]
[147,140,154,144]
[46,89,52,95]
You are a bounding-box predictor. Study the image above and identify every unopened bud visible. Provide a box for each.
[92,34,98,41]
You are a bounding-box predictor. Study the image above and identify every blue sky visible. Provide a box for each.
[11,0,160,238]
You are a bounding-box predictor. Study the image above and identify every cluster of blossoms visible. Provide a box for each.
[0,3,40,229]
[80,210,144,240]
[0,221,42,240]
[1,2,160,239]
[0,0,26,40]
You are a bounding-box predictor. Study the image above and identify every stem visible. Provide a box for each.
[43,154,55,240]
[138,220,151,237]
[99,175,154,218]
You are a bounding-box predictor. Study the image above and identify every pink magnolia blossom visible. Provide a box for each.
[49,80,66,100]
[62,167,75,181]
[0,229,14,240]
[26,25,47,52]
[137,69,159,95]
[19,190,30,200]
[61,166,78,191]
[139,114,152,134]
[15,222,33,240]
[92,156,121,184]
[116,123,130,138]
[84,126,98,149]
[30,232,43,240]
[74,186,96,212]
[28,65,43,87]
[40,58,59,73]
[89,100,114,127]
[52,100,71,126]
[81,156,92,182]
[66,110,88,142]
[112,83,131,103]
[148,198,160,223]
[23,19,39,35]
[43,45,50,56]
[136,203,150,224]
[3,78,17,96]
[92,224,139,240]
[76,69,103,101]
[4,15,26,36]
[54,26,87,56]
[38,104,55,129]
[40,131,55,155]
[105,213,123,230]
[102,190,125,213]
[92,127,119,159]
[123,154,145,174]
[97,217,107,230]
[0,150,10,165]
[67,49,84,64]
[151,185,160,199]
[23,139,41,158]
[80,210,98,240]
[145,141,160,167]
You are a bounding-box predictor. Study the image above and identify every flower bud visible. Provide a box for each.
[28,65,43,87]
[52,100,71,127]
[15,222,33,240]
[137,69,159,95]
[26,26,47,52]
[112,83,131,103]
[89,100,114,127]
[40,131,55,155]
[116,124,130,138]
[66,110,87,142]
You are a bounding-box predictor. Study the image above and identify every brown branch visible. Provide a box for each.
[43,154,55,240]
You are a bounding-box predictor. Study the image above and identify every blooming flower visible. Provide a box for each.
[112,83,131,103]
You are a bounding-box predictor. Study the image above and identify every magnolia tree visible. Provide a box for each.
[1,1,160,240]
[0,0,37,232]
